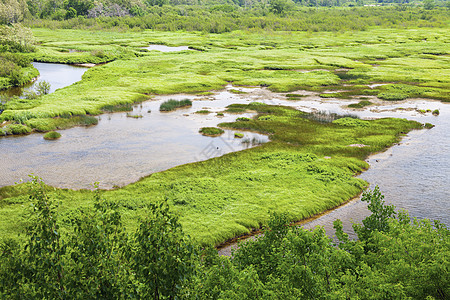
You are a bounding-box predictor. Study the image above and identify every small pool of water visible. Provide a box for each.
[0,62,88,98]
[144,45,191,52]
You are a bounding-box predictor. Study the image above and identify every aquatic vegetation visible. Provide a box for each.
[126,113,143,118]
[432,109,440,116]
[43,131,61,140]
[229,89,247,94]
[333,118,370,127]
[234,132,244,138]
[320,92,342,98]
[236,117,250,121]
[195,110,210,114]
[101,103,133,112]
[159,99,192,112]
[199,127,224,137]
[424,123,435,129]
[348,100,372,109]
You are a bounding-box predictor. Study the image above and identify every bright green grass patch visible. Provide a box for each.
[0,104,422,245]
[320,92,342,98]
[199,127,224,137]
[348,100,373,109]
[159,99,192,112]
[43,131,61,140]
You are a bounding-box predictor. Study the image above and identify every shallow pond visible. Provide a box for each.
[0,62,88,98]
[0,88,268,189]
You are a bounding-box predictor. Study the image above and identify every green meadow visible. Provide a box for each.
[0,103,422,245]
[0,26,449,134]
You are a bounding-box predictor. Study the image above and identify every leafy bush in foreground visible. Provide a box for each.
[0,180,447,299]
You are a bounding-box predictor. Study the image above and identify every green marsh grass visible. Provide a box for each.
[348,100,373,109]
[195,110,210,114]
[159,99,192,112]
[1,27,448,135]
[43,131,61,140]
[199,127,224,137]
[0,104,422,245]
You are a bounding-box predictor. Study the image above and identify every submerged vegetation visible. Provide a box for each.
[199,126,224,137]
[0,20,448,136]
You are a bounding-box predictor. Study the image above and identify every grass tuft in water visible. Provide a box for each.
[348,100,373,109]
[43,131,61,140]
[160,99,192,112]
[199,127,224,137]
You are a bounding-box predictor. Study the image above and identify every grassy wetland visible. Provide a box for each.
[0,7,448,246]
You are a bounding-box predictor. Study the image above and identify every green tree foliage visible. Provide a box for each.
[35,80,51,95]
[0,181,448,299]
[129,202,197,299]
[0,0,28,24]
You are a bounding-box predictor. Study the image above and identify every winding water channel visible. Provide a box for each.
[1,63,448,251]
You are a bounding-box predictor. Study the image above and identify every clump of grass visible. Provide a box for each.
[432,109,440,116]
[286,93,305,101]
[101,103,133,112]
[234,132,244,138]
[236,117,250,121]
[126,113,143,118]
[286,94,304,98]
[196,92,214,96]
[348,100,372,109]
[320,93,342,98]
[199,127,224,137]
[229,89,247,94]
[417,109,427,114]
[226,107,246,113]
[424,123,434,129]
[43,131,61,140]
[333,117,370,127]
[195,110,210,114]
[216,112,224,117]
[79,116,98,126]
[159,99,192,112]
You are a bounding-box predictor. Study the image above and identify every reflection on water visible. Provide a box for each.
[144,45,190,52]
[0,62,88,98]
